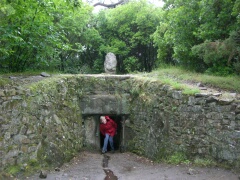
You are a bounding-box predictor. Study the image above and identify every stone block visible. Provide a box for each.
[21,146,28,153]
[14,135,28,144]
[172,91,182,100]
[0,90,5,96]
[28,146,37,153]
[236,114,240,120]
[12,96,22,100]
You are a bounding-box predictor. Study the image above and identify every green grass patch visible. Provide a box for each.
[193,158,217,167]
[166,152,190,165]
[6,165,21,176]
[148,66,240,93]
[182,88,200,95]
[0,77,11,87]
[157,77,200,95]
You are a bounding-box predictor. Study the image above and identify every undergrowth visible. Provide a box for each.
[148,66,240,93]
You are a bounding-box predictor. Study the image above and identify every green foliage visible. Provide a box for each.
[0,0,239,75]
[6,165,21,176]
[124,56,140,73]
[0,77,11,87]
[233,61,240,75]
[194,158,216,167]
[192,30,240,75]
[153,0,239,74]
[156,151,191,165]
[0,0,95,73]
[182,88,200,95]
[95,0,162,73]
[167,152,190,165]
[148,67,240,92]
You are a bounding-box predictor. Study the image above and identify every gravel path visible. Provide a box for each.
[26,151,240,180]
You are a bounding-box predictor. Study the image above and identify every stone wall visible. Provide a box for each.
[127,77,240,166]
[0,75,132,172]
[0,74,240,173]
[0,76,84,171]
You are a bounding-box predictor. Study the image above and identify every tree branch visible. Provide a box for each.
[93,0,124,8]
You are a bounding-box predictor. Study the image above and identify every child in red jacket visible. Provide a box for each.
[100,116,117,154]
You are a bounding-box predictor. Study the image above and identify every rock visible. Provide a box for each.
[55,167,60,171]
[187,168,197,175]
[197,82,204,87]
[199,87,207,90]
[206,96,218,103]
[9,76,18,79]
[213,93,222,96]
[104,52,117,74]
[39,170,47,179]
[172,91,182,100]
[40,72,50,77]
[195,93,209,97]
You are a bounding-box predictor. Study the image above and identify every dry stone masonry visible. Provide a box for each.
[0,74,240,173]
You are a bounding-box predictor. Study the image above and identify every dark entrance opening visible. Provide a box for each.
[100,115,122,152]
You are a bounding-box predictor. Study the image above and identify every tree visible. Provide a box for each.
[0,0,94,72]
[93,0,125,8]
[95,0,162,73]
[154,0,205,71]
[154,0,239,74]
[191,0,239,75]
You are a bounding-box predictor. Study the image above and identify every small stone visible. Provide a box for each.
[55,167,60,172]
[40,72,50,77]
[187,168,197,175]
[63,173,68,177]
[39,170,47,179]
[197,82,204,87]
[195,93,209,97]
[213,93,222,96]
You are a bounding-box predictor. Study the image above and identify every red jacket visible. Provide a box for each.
[100,116,117,137]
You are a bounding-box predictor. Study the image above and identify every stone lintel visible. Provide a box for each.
[80,94,130,115]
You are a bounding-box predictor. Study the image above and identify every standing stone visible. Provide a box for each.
[104,52,117,74]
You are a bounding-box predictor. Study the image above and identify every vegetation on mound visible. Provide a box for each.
[146,67,240,93]
[1,67,240,94]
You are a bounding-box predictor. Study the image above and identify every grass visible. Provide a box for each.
[1,67,240,93]
[161,152,218,168]
[194,158,217,167]
[0,77,11,88]
[147,66,240,93]
[0,70,61,77]
[166,152,191,165]
[0,70,61,88]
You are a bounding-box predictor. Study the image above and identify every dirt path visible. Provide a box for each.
[26,151,239,180]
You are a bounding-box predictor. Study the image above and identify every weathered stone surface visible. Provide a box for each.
[13,135,28,144]
[172,91,182,100]
[40,72,50,77]
[0,90,5,96]
[39,170,47,179]
[236,105,240,114]
[80,94,130,115]
[0,74,239,173]
[104,52,117,74]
